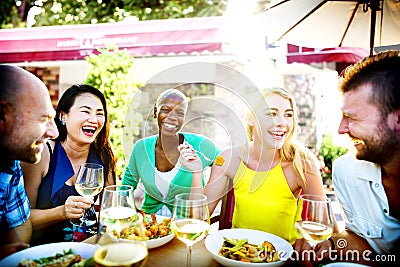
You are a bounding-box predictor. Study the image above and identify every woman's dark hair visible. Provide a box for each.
[55,84,116,184]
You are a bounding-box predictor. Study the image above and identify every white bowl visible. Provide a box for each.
[147,231,175,249]
[0,242,97,266]
[204,228,293,267]
[146,215,174,249]
[110,214,174,249]
[324,263,369,267]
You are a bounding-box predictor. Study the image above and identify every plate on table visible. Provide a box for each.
[147,231,175,249]
[146,215,175,249]
[111,214,174,249]
[204,228,293,267]
[0,242,97,267]
[324,263,369,267]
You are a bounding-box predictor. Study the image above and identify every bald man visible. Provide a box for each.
[0,65,59,259]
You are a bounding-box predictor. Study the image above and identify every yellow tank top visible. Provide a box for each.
[232,160,301,244]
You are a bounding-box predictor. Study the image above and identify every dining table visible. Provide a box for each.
[144,237,221,267]
[84,233,222,267]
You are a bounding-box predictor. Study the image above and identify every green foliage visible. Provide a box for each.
[0,0,30,28]
[0,0,228,28]
[28,0,228,27]
[1,1,276,28]
[121,0,229,20]
[85,45,142,180]
[318,134,348,183]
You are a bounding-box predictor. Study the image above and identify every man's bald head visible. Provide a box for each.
[0,65,49,113]
[0,65,58,163]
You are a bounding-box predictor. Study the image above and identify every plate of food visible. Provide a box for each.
[0,242,97,267]
[111,212,174,249]
[324,263,369,267]
[204,228,293,267]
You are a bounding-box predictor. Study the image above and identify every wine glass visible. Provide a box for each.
[72,163,104,227]
[171,193,210,267]
[96,185,148,267]
[295,194,334,246]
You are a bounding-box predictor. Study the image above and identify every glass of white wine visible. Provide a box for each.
[72,162,104,227]
[96,185,148,267]
[295,194,334,246]
[171,193,210,267]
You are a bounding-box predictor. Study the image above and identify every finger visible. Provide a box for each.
[14,242,29,252]
[0,242,29,259]
[74,195,93,204]
[180,151,192,158]
[72,200,87,210]
[182,151,199,158]
[178,141,188,148]
[293,239,304,252]
[183,141,194,150]
[186,156,199,161]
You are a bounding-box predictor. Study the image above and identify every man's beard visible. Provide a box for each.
[355,122,400,165]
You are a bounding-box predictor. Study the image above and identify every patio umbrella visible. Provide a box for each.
[256,0,400,55]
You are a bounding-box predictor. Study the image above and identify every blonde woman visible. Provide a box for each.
[180,87,326,244]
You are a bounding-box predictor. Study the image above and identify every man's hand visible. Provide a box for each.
[0,242,29,260]
[292,238,333,267]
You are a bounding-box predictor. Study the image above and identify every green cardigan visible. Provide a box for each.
[122,132,220,214]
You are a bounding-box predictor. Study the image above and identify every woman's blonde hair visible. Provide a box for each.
[246,87,315,185]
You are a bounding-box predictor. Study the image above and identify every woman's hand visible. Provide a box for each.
[178,141,203,173]
[64,195,94,219]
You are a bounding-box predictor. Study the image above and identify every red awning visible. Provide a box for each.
[0,16,230,63]
[286,44,369,64]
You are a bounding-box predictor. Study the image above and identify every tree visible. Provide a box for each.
[85,45,142,180]
[0,0,32,28]
[0,0,229,28]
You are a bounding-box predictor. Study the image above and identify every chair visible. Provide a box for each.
[210,179,235,230]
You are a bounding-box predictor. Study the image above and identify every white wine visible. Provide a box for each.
[94,242,148,267]
[100,207,138,235]
[295,221,333,242]
[75,184,102,197]
[171,219,209,246]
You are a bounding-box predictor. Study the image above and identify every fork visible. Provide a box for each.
[182,141,213,162]
[193,149,213,162]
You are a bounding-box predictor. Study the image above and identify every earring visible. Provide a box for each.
[153,107,157,118]
[61,119,66,126]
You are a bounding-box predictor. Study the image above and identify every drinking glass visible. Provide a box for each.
[295,194,334,246]
[171,193,210,267]
[72,163,104,227]
[96,185,148,267]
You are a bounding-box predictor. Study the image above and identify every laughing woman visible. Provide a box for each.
[183,87,328,244]
[21,84,116,245]
[122,89,220,216]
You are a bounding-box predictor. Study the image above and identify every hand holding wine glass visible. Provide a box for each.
[295,194,334,246]
[72,163,104,227]
[171,193,210,267]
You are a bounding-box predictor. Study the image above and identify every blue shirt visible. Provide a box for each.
[333,152,400,254]
[0,160,30,228]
